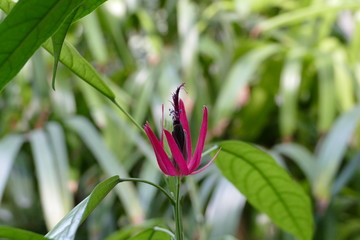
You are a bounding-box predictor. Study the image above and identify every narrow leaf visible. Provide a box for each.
[29,129,70,229]
[315,105,360,199]
[51,7,80,90]
[214,44,279,123]
[0,226,49,240]
[46,176,120,240]
[273,143,316,184]
[216,141,314,240]
[0,0,84,90]
[332,152,360,197]
[0,134,24,203]
[73,0,108,21]
[46,122,73,211]
[279,49,303,138]
[257,3,360,32]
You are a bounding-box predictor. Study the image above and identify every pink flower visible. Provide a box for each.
[144,84,221,176]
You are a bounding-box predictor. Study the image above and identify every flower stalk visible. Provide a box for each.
[174,176,184,240]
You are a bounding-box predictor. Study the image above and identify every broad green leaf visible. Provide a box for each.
[214,44,279,123]
[216,141,313,240]
[314,105,360,200]
[129,228,171,240]
[46,176,120,240]
[51,7,80,89]
[0,0,115,101]
[66,116,144,223]
[0,0,84,90]
[29,129,71,229]
[279,49,303,138]
[0,134,24,203]
[0,226,49,240]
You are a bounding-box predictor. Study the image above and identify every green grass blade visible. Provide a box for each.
[46,176,120,240]
[0,134,24,203]
[0,226,49,240]
[0,0,84,90]
[216,141,314,240]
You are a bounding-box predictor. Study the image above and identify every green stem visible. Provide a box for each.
[174,176,184,240]
[112,99,145,134]
[119,178,175,205]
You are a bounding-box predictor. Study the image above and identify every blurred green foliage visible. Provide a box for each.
[1,0,360,239]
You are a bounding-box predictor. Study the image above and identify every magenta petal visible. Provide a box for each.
[189,106,208,172]
[144,123,178,176]
[164,130,189,175]
[190,148,221,175]
[179,99,192,158]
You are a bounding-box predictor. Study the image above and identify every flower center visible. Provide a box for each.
[170,83,187,160]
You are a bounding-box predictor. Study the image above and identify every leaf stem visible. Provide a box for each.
[112,99,145,134]
[119,178,175,205]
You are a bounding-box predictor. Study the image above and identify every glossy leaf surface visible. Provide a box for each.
[46,176,120,240]
[0,0,83,90]
[0,226,49,240]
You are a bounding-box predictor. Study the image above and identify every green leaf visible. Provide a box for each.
[43,39,115,100]
[0,134,24,203]
[314,105,360,200]
[51,7,80,90]
[0,0,115,100]
[46,176,120,240]
[46,122,73,211]
[66,116,144,223]
[216,141,314,240]
[214,44,279,123]
[0,0,84,90]
[73,0,108,21]
[29,129,72,229]
[332,152,360,197]
[279,49,303,138]
[273,143,316,184]
[257,3,360,32]
[129,228,171,240]
[0,226,49,240]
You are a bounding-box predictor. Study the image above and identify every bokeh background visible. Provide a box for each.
[1,0,360,239]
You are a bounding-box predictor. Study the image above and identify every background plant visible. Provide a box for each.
[0,0,360,239]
